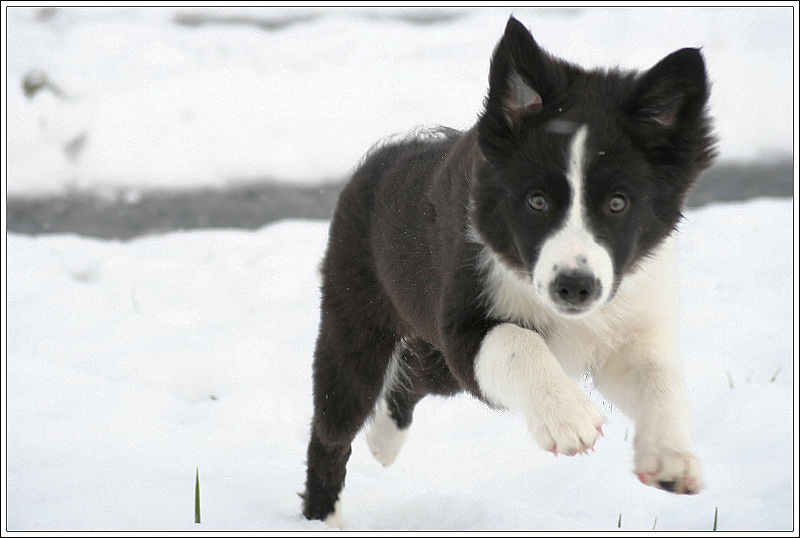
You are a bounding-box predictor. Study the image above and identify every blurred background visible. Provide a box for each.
[5,6,795,238]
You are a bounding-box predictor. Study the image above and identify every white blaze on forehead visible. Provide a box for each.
[532,125,615,314]
[565,125,589,230]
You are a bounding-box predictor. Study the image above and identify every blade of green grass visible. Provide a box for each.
[769,367,781,383]
[617,513,621,528]
[195,468,201,524]
[713,506,718,531]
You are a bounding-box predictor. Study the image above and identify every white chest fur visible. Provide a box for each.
[477,234,680,378]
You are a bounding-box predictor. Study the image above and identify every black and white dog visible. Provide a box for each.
[302,16,715,526]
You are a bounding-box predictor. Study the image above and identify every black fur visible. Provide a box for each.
[302,16,715,521]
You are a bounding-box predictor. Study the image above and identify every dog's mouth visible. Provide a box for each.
[548,299,607,319]
[554,304,597,316]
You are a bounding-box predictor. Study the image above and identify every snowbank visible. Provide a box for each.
[4,6,795,196]
[5,198,795,530]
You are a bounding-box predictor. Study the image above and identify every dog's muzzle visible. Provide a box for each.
[548,270,602,314]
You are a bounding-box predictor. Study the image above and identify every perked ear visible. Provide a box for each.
[479,17,552,153]
[628,47,710,132]
[505,71,543,127]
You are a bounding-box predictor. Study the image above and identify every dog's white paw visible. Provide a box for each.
[323,499,344,529]
[634,444,703,494]
[527,381,606,456]
[366,399,409,467]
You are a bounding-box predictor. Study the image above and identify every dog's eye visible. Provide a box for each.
[607,194,628,214]
[527,194,548,212]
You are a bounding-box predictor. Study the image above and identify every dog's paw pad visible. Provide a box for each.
[635,448,703,495]
[658,480,677,492]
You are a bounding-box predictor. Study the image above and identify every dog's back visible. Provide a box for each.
[322,128,464,335]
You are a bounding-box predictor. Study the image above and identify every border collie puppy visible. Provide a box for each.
[302,16,715,526]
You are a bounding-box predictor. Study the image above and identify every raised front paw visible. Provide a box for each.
[527,383,606,456]
[634,446,703,495]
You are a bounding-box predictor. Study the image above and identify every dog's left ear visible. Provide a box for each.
[625,47,715,171]
[627,48,710,134]
[478,17,560,161]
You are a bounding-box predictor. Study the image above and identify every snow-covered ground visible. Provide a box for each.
[3,5,798,533]
[3,6,796,196]
[5,198,797,531]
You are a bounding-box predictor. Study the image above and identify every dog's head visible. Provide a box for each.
[470,17,716,317]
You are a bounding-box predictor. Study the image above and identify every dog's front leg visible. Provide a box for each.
[593,335,703,494]
[473,322,606,455]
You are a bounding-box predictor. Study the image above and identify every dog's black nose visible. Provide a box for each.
[550,271,601,308]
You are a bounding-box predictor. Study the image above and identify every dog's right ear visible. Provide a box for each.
[478,17,557,161]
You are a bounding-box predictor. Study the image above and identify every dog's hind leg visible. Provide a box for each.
[302,325,395,526]
[367,339,460,467]
[366,349,418,467]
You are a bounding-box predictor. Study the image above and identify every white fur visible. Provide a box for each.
[474,322,605,454]
[532,125,615,315]
[479,237,680,376]
[324,499,343,529]
[366,398,409,467]
[474,230,703,491]
[366,342,411,466]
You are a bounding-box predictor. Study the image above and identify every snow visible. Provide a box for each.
[5,198,797,531]
[3,5,798,533]
[3,6,796,196]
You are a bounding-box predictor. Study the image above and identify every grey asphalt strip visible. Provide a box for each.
[6,160,794,241]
